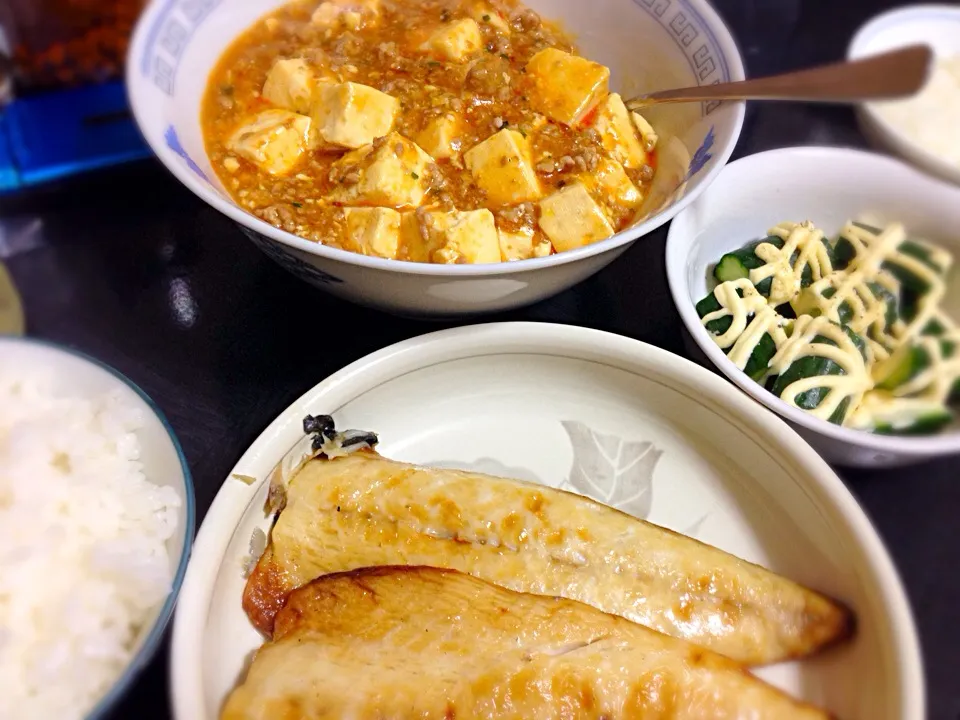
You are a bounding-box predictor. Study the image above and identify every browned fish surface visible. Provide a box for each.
[244,452,852,665]
[225,567,831,720]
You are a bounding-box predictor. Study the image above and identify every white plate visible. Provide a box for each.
[170,322,922,720]
[848,4,960,186]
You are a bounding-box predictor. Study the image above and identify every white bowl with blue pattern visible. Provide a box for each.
[127,0,744,317]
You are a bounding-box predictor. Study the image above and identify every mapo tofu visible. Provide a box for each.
[203,0,660,264]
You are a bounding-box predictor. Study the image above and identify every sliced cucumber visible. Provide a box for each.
[714,254,750,283]
[790,285,829,320]
[793,281,900,334]
[743,333,777,382]
[830,235,858,271]
[712,237,783,296]
[696,289,779,381]
[875,325,957,393]
[866,281,900,329]
[769,341,847,424]
[712,232,835,302]
[866,396,955,436]
[873,410,953,435]
[696,292,731,335]
[899,288,922,323]
[923,317,948,336]
[884,239,948,298]
[768,325,866,425]
[936,337,959,403]
[844,324,869,361]
[899,240,947,274]
[840,223,948,298]
[874,345,931,391]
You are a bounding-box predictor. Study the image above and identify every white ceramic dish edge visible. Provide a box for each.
[169,321,923,720]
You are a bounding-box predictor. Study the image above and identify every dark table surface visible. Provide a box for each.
[2,0,958,717]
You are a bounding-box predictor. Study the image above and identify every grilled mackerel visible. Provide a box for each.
[226,566,831,720]
[243,417,852,665]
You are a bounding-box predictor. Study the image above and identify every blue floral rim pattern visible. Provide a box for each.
[239,227,344,285]
[165,126,209,183]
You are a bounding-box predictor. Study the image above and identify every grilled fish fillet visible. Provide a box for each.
[225,566,831,720]
[244,452,852,665]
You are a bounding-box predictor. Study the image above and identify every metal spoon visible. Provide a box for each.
[624,44,933,111]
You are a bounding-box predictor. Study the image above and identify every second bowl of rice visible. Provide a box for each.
[0,337,194,720]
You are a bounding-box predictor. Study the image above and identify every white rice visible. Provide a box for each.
[871,53,960,169]
[0,362,181,720]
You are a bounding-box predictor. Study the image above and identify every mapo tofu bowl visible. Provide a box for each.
[128,0,744,316]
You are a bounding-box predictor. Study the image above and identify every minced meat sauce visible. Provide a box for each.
[202,0,658,262]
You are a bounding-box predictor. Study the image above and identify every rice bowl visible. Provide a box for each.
[0,338,194,719]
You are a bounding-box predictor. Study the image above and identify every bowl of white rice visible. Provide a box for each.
[849,5,960,187]
[0,336,194,720]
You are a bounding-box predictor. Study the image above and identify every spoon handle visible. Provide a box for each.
[625,44,932,110]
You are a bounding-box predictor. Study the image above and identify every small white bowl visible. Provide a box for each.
[127,0,744,317]
[0,337,195,718]
[169,322,922,720]
[848,4,960,186]
[666,146,960,468]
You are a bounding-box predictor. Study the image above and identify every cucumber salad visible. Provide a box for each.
[697,220,960,435]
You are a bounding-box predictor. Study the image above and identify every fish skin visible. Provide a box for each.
[225,566,833,720]
[243,452,853,665]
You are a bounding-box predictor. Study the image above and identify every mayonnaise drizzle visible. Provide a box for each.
[847,391,948,431]
[748,221,834,306]
[701,219,957,430]
[700,278,789,370]
[892,311,960,404]
[840,222,951,347]
[767,315,872,421]
[796,224,907,365]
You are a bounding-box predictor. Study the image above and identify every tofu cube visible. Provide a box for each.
[421,18,483,62]
[262,58,327,115]
[497,226,534,261]
[329,132,433,208]
[227,109,312,175]
[311,0,379,30]
[312,82,399,150]
[433,209,501,263]
[525,48,610,126]
[592,93,648,169]
[464,129,541,205]
[538,181,614,252]
[532,239,554,257]
[398,211,428,261]
[496,225,550,261]
[631,111,659,151]
[402,209,500,264]
[469,3,510,32]
[581,156,642,211]
[343,207,401,258]
[416,114,463,160]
